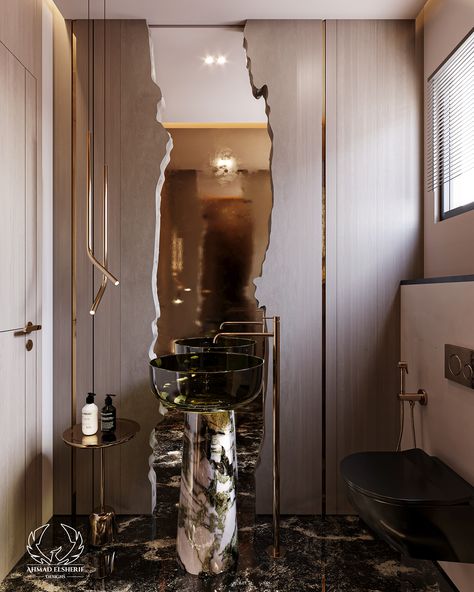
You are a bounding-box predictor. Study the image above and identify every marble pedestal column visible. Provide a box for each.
[177,411,238,575]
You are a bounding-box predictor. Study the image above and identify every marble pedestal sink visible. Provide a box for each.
[150,347,263,575]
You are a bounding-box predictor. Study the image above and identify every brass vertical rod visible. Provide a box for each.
[321,18,327,518]
[71,25,78,518]
[99,447,105,511]
[213,316,284,558]
[90,165,108,314]
[86,133,119,285]
[273,315,281,557]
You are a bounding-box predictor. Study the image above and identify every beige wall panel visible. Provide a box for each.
[419,0,474,277]
[0,0,40,76]
[401,281,474,592]
[52,13,72,514]
[0,45,26,331]
[119,20,170,513]
[244,20,323,514]
[326,20,423,513]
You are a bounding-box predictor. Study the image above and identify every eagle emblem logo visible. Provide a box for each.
[27,523,84,565]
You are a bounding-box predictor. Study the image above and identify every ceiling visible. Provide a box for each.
[151,28,266,123]
[53,0,427,23]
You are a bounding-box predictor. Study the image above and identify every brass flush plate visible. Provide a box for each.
[445,344,474,389]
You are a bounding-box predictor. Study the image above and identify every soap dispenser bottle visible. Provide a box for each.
[101,394,116,433]
[82,392,98,435]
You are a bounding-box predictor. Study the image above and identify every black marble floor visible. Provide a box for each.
[0,398,458,591]
[0,514,457,591]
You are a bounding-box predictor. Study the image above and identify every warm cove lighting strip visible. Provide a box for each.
[163,122,267,129]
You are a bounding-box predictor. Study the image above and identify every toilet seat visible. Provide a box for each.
[340,448,474,506]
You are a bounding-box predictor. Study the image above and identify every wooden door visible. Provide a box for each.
[0,42,40,580]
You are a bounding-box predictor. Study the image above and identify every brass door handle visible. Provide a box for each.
[14,322,42,336]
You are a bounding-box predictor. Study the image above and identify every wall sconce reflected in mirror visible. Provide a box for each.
[212,150,238,180]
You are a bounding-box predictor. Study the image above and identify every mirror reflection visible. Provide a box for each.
[151,27,272,355]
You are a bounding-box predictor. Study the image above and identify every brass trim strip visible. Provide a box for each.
[71,27,77,517]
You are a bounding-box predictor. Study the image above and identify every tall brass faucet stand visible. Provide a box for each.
[213,315,284,559]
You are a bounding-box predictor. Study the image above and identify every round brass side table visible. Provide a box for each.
[62,419,140,546]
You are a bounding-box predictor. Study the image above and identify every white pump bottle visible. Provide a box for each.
[82,392,98,435]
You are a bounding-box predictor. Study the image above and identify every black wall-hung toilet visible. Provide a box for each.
[341,448,474,563]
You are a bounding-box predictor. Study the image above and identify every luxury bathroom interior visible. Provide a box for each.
[1,0,474,590]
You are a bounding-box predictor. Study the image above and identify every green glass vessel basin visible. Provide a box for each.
[149,352,264,412]
[174,336,255,355]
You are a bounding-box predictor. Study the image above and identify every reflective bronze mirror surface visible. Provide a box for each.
[155,126,272,354]
[147,29,272,575]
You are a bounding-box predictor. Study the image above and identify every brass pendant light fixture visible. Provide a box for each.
[86,0,119,316]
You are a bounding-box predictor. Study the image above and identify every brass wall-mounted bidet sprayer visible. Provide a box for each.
[396,361,428,451]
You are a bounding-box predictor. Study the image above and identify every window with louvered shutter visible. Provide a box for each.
[428,28,474,220]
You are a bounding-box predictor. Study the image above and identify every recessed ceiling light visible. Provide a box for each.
[204,55,215,65]
[216,55,227,65]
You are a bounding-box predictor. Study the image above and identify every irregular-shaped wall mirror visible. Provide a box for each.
[150,27,272,354]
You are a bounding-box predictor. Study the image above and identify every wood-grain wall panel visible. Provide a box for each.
[119,21,170,513]
[326,20,423,513]
[55,20,169,514]
[52,12,72,514]
[72,20,95,515]
[0,0,40,77]
[244,20,323,514]
[92,20,122,511]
